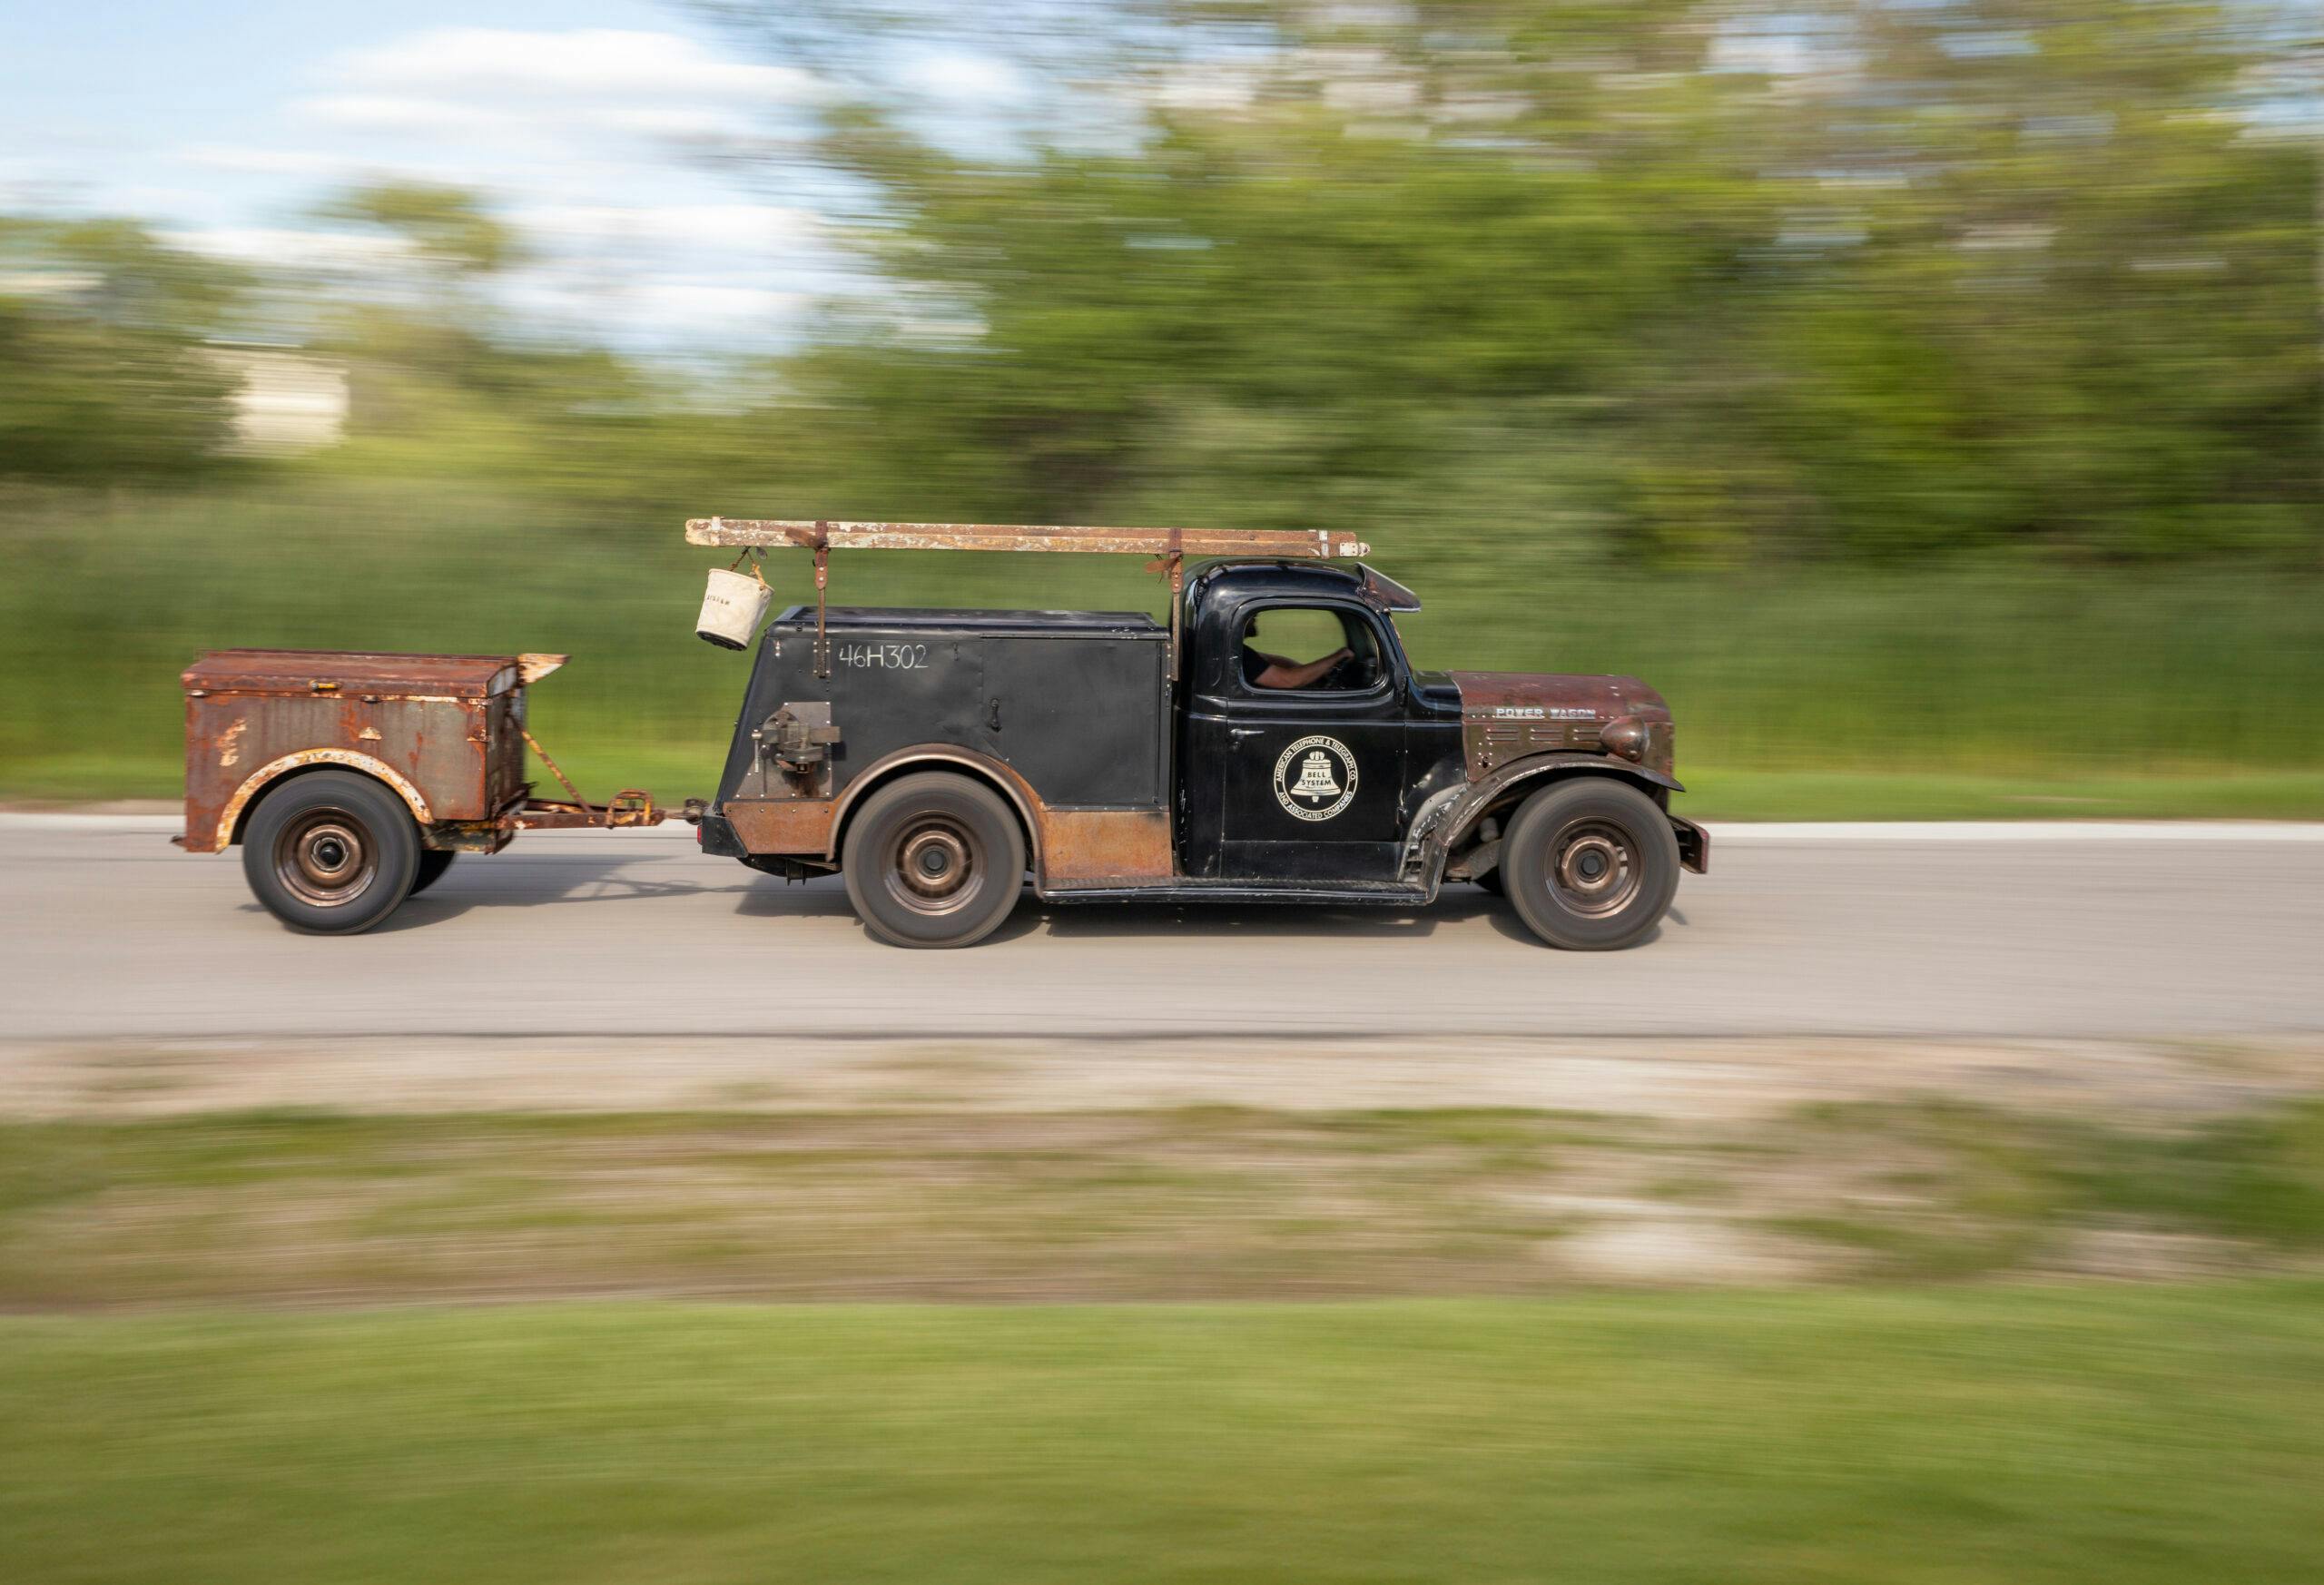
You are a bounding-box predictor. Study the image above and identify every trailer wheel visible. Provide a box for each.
[241,770,422,935]
[409,850,457,897]
[1501,779,1679,950]
[842,772,1025,949]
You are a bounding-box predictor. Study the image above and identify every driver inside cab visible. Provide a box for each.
[1243,615,1353,691]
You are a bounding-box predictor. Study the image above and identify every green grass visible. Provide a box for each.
[5,481,2323,815]
[4,1285,2323,1584]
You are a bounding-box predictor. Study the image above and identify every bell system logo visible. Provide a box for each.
[1272,735,1359,822]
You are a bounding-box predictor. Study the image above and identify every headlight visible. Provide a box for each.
[1599,716,1649,763]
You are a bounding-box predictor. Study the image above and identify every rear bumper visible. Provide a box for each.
[1671,815,1709,874]
[697,810,749,859]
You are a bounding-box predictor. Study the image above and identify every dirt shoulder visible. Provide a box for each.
[3,1036,2320,1304]
[9,1033,2320,1125]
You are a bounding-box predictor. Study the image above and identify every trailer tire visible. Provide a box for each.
[409,850,456,897]
[1502,778,1679,950]
[241,770,422,935]
[842,772,1025,949]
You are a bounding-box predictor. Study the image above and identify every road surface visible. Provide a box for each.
[4,816,2320,1041]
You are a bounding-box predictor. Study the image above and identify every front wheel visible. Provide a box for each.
[241,770,422,935]
[1501,779,1679,950]
[842,773,1026,949]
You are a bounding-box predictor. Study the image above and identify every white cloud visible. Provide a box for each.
[334,28,822,106]
[497,272,814,344]
[294,27,829,149]
[293,94,522,140]
[155,26,849,352]
[162,226,413,270]
[511,202,819,253]
[181,145,350,177]
[896,51,1028,104]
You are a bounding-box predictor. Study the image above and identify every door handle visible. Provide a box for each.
[1229,727,1263,743]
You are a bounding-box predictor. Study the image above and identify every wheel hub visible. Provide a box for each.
[276,812,377,907]
[893,822,976,910]
[1551,822,1639,917]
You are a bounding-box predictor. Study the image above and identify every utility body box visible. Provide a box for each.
[720,607,1171,811]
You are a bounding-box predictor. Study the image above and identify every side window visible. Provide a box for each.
[1238,605,1385,694]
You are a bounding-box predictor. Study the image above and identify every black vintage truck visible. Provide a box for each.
[179,518,1703,946]
[687,519,1706,949]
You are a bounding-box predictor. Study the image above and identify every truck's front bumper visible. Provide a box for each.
[1671,815,1709,873]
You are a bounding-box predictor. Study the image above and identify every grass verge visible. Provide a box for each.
[5,483,2322,815]
[4,1285,2322,1584]
[4,1099,2319,1304]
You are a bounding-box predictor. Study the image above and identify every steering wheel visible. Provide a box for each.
[1317,655,1364,692]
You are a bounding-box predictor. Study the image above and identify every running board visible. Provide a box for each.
[1040,881,1433,907]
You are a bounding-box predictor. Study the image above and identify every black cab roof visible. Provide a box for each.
[1187,559,1421,613]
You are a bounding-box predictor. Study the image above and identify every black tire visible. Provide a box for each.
[409,850,457,897]
[240,770,422,935]
[842,772,1025,949]
[1501,778,1679,950]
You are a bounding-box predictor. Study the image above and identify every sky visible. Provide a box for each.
[0,0,1028,349]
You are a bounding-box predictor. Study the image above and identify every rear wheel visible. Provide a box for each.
[241,770,421,935]
[842,773,1025,949]
[1501,778,1679,950]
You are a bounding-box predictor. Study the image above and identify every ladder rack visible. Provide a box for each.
[684,518,1371,682]
[685,518,1370,558]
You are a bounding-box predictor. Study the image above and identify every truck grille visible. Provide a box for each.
[1478,720,1600,761]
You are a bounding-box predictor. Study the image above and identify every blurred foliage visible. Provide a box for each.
[747,0,2320,564]
[312,182,524,278]
[1,0,2313,565]
[0,218,246,479]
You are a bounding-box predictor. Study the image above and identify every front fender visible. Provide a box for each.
[1440,753,1684,852]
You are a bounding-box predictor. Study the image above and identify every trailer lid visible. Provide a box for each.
[182,649,520,699]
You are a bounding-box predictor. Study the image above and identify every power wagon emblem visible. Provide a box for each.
[1273,735,1359,822]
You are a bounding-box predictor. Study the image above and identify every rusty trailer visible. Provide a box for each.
[181,648,663,932]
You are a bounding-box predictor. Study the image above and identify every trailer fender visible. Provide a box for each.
[214,751,434,852]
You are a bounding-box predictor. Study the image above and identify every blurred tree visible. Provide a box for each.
[0,218,246,480]
[708,0,2319,566]
[313,182,522,278]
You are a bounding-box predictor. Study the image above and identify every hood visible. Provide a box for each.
[1448,671,1675,782]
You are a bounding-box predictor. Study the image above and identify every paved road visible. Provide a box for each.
[4,817,2320,1040]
